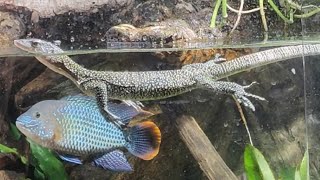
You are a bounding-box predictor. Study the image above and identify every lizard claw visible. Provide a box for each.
[234,92,265,111]
[235,95,256,111]
[204,54,226,65]
[212,53,227,64]
[182,54,227,70]
[243,81,259,89]
[233,82,266,111]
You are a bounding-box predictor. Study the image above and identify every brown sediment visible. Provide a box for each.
[0,153,17,169]
[0,170,25,179]
[176,115,237,180]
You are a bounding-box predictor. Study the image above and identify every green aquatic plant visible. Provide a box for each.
[28,139,68,180]
[0,124,27,164]
[297,151,309,180]
[1,123,68,180]
[244,144,309,180]
[0,140,68,180]
[244,145,275,180]
[210,0,320,40]
[9,122,22,141]
[0,143,28,164]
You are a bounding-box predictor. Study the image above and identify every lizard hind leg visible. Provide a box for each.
[204,53,227,65]
[196,76,266,111]
[181,53,227,70]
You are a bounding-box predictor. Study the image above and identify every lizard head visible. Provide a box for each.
[14,39,80,82]
[14,39,64,55]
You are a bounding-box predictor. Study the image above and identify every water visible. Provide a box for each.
[1,1,320,179]
[2,38,320,57]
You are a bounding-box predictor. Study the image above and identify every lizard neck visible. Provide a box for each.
[36,55,91,83]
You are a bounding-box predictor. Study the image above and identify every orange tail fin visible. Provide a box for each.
[126,121,161,160]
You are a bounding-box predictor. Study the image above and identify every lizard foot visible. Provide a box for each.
[208,53,227,64]
[197,78,266,111]
[230,81,265,111]
[182,53,226,70]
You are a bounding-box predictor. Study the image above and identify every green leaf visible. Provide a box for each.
[20,155,28,164]
[0,143,27,164]
[9,123,21,140]
[0,143,18,154]
[28,139,68,180]
[298,151,309,180]
[295,168,301,180]
[244,144,276,180]
[34,168,46,180]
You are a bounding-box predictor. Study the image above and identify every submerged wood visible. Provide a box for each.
[176,115,237,180]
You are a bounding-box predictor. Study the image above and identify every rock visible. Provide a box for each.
[175,1,196,14]
[0,58,14,140]
[2,0,134,18]
[0,154,17,169]
[0,11,25,46]
[106,19,197,43]
[105,19,253,66]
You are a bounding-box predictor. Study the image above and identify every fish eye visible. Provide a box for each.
[35,112,41,118]
[31,41,39,47]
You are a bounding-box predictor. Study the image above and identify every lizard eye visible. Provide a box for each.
[31,41,39,48]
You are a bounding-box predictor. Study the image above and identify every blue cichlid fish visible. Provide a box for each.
[16,95,161,172]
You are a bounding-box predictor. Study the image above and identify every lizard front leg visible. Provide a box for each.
[81,80,124,124]
[195,76,266,111]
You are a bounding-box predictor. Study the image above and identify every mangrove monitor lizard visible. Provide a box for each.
[14,39,320,122]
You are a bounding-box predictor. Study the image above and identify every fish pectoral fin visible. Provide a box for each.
[92,150,133,172]
[58,154,83,165]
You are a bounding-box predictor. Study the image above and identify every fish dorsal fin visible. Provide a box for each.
[106,100,154,125]
[61,94,154,125]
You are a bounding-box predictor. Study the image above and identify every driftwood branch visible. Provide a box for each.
[176,115,237,180]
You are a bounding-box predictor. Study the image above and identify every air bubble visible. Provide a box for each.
[70,36,75,42]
